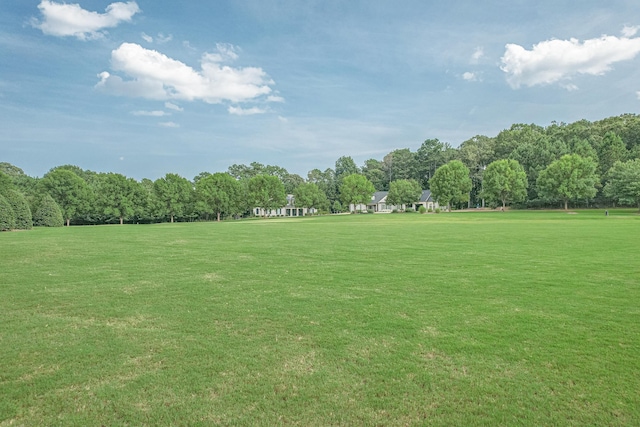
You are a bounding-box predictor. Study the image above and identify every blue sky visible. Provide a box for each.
[2,1,640,180]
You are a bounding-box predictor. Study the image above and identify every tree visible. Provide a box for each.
[196,173,244,221]
[339,174,375,212]
[0,171,15,194]
[282,173,305,194]
[382,148,418,183]
[3,189,32,229]
[307,168,337,203]
[536,154,599,210]
[33,194,64,227]
[293,183,329,212]
[604,159,640,210]
[386,179,422,209]
[458,135,495,207]
[96,173,142,224]
[41,169,92,226]
[430,160,472,211]
[248,175,286,217]
[415,139,458,188]
[0,194,15,231]
[362,159,388,191]
[154,173,193,223]
[481,159,528,209]
[596,131,628,175]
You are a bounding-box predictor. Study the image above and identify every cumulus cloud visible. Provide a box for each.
[228,106,267,115]
[96,43,277,106]
[32,0,140,40]
[501,32,640,88]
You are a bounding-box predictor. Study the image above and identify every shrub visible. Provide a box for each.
[435,207,441,214]
[33,194,64,227]
[0,194,16,231]
[428,208,433,213]
[366,209,374,214]
[405,208,415,213]
[392,208,398,213]
[4,189,32,229]
[418,206,427,214]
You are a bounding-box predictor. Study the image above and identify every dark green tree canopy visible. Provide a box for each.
[196,173,244,221]
[481,159,528,208]
[293,182,329,211]
[430,160,472,210]
[154,173,193,223]
[386,179,422,208]
[4,189,32,229]
[0,194,15,231]
[33,194,64,227]
[41,169,92,226]
[536,154,599,210]
[248,175,286,217]
[604,159,640,210]
[339,174,375,211]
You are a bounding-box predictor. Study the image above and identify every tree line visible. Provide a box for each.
[2,113,640,229]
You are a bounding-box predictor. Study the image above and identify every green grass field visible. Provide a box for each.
[2,210,639,425]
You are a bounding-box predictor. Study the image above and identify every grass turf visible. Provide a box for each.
[1,210,639,425]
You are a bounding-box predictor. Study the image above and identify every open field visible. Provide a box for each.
[1,210,639,425]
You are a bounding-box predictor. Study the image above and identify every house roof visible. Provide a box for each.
[419,190,433,202]
[368,191,388,205]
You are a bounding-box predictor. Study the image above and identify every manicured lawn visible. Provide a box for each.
[1,210,639,425]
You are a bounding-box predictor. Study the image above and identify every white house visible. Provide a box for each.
[254,194,318,217]
[349,190,438,213]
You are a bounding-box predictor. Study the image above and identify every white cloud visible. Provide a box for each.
[266,95,285,103]
[560,83,579,92]
[462,72,478,82]
[159,121,179,128]
[32,0,140,40]
[501,33,640,88]
[97,43,276,104]
[131,110,168,116]
[228,106,267,116]
[141,32,153,43]
[471,47,484,63]
[622,25,640,37]
[637,91,640,100]
[164,102,183,111]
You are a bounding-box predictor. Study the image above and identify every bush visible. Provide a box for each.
[392,208,398,213]
[419,206,427,214]
[4,189,32,229]
[405,208,415,213]
[366,209,374,214]
[33,194,64,227]
[435,207,441,214]
[428,208,433,213]
[0,194,16,231]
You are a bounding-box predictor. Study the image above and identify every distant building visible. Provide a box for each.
[349,190,438,213]
[254,194,318,217]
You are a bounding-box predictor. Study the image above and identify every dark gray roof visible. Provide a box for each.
[418,190,432,202]
[368,191,388,205]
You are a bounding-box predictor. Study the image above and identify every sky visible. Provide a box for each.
[2,1,640,181]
